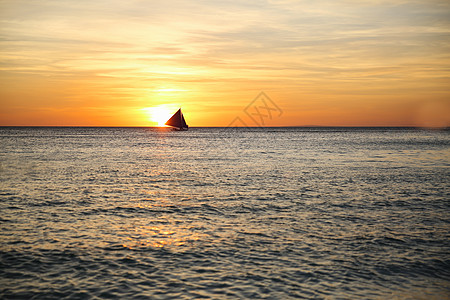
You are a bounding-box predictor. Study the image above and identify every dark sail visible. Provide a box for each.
[165,108,188,130]
[181,113,187,128]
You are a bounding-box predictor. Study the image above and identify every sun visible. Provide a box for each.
[142,105,176,127]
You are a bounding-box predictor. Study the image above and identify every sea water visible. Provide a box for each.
[0,127,449,299]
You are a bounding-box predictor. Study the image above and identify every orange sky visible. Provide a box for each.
[1,0,449,127]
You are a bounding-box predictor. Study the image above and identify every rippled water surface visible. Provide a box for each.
[1,127,449,299]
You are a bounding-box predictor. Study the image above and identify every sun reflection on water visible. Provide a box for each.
[122,224,204,249]
[118,200,206,250]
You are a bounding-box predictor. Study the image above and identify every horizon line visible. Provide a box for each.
[0,125,448,129]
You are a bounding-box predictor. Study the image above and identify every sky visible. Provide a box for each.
[1,0,449,127]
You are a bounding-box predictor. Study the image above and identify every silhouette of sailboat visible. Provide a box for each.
[165,108,189,131]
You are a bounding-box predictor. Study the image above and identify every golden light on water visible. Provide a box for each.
[122,224,203,250]
[120,201,206,250]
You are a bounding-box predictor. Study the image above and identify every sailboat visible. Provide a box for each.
[165,108,189,131]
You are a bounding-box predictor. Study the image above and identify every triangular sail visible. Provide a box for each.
[181,113,187,128]
[165,108,188,130]
[165,109,182,128]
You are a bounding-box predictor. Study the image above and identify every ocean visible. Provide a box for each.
[0,127,449,299]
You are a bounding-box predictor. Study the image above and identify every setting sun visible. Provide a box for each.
[142,105,179,127]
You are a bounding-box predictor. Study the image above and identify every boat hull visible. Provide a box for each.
[170,127,188,131]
